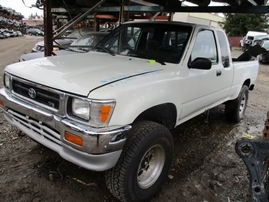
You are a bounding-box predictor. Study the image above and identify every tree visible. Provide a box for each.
[220,13,269,36]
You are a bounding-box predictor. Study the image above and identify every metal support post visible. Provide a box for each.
[44,0,53,57]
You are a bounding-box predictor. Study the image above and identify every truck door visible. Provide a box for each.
[180,29,233,119]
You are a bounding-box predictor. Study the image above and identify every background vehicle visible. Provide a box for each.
[257,40,269,63]
[30,28,103,53]
[252,34,269,46]
[31,38,74,52]
[27,28,44,36]
[20,32,108,61]
[0,21,260,202]
[243,31,267,51]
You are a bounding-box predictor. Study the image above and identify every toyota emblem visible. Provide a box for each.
[28,88,36,99]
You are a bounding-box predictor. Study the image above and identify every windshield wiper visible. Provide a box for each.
[67,48,80,53]
[94,46,115,56]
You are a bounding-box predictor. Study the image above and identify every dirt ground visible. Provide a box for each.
[0,35,269,202]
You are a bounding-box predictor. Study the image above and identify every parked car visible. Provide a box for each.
[30,28,105,53]
[16,31,22,36]
[20,32,108,61]
[31,38,74,52]
[27,28,44,36]
[5,29,15,37]
[243,31,267,51]
[252,34,269,46]
[258,40,269,63]
[1,31,10,38]
[0,33,5,39]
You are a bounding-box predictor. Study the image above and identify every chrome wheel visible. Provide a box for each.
[137,144,165,189]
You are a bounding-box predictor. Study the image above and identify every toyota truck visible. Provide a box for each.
[0,21,262,202]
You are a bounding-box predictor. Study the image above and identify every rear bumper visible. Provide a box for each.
[0,88,131,171]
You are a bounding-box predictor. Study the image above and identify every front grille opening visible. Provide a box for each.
[9,110,62,146]
[12,80,60,109]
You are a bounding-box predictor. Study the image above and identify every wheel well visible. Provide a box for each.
[243,79,254,91]
[134,103,177,129]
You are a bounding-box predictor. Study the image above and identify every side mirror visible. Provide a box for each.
[188,57,212,70]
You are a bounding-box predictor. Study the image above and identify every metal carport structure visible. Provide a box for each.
[36,0,269,56]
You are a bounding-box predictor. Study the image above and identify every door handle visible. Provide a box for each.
[216,70,222,76]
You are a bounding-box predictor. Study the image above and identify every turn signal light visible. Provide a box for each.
[64,132,83,146]
[100,105,111,122]
[0,99,3,106]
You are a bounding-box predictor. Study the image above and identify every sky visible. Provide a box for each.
[0,0,43,19]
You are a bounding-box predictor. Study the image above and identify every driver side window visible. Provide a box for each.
[191,29,218,64]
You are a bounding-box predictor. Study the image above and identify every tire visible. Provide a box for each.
[225,85,249,123]
[105,121,174,202]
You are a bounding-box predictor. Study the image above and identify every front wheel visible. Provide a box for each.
[105,121,174,202]
[225,85,249,123]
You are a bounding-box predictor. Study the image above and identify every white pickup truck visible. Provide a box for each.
[0,21,261,201]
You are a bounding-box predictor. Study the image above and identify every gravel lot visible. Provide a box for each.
[0,35,269,202]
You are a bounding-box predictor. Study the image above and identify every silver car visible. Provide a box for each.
[21,32,108,61]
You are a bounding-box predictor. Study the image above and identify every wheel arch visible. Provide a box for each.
[243,79,255,91]
[133,103,177,130]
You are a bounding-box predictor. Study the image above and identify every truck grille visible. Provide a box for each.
[12,80,60,110]
[8,109,62,146]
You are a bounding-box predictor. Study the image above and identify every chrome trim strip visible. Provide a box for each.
[62,119,131,135]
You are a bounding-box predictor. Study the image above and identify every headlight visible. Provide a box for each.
[70,97,116,127]
[72,98,90,120]
[4,73,10,89]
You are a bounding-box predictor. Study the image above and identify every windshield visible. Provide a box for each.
[65,28,94,39]
[68,34,107,52]
[95,22,192,64]
[261,41,269,50]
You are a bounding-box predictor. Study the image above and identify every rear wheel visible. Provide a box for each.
[105,121,174,202]
[225,85,249,123]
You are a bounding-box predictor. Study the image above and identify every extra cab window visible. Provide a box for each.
[216,30,230,68]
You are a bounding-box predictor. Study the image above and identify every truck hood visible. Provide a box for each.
[6,52,164,96]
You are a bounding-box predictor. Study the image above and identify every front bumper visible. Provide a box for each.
[0,88,131,171]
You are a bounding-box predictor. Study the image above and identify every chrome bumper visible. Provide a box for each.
[0,88,131,171]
